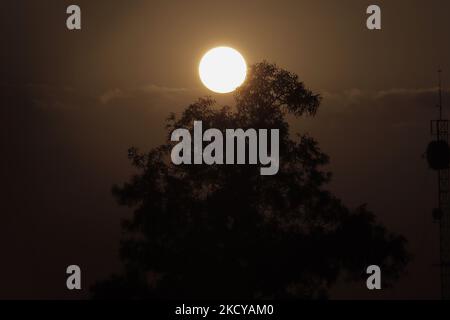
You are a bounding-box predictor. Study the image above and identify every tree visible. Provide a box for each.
[91,62,409,299]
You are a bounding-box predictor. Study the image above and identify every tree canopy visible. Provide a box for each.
[91,62,409,299]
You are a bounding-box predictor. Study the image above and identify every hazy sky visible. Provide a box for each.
[2,0,450,299]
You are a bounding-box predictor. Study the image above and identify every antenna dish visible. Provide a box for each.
[426,140,450,170]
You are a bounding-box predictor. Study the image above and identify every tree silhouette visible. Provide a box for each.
[91,62,409,299]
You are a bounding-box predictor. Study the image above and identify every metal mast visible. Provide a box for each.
[430,69,450,299]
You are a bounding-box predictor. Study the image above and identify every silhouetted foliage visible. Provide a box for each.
[91,62,409,299]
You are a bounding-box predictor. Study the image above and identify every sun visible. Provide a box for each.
[199,47,247,94]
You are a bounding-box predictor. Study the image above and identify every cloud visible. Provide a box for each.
[322,87,450,111]
[99,84,192,106]
[139,84,188,94]
[313,87,450,134]
[99,88,125,104]
[10,83,195,113]
[23,84,94,110]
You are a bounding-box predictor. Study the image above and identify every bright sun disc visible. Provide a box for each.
[199,47,247,94]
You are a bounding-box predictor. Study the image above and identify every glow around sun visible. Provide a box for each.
[199,47,247,94]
